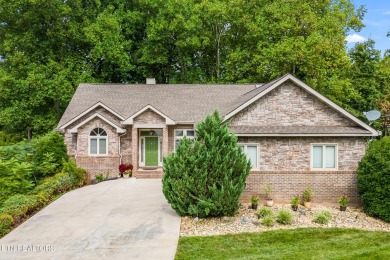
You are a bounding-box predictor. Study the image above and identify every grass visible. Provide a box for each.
[175,228,390,260]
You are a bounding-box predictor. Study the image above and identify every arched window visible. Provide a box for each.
[89,128,107,155]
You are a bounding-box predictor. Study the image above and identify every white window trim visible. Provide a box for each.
[88,131,108,156]
[310,143,338,170]
[139,129,163,167]
[174,129,195,151]
[238,143,260,169]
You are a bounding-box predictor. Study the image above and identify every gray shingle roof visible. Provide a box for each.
[57,83,257,128]
[229,126,372,135]
[221,74,289,116]
[57,74,377,137]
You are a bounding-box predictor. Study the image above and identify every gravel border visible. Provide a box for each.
[180,204,390,237]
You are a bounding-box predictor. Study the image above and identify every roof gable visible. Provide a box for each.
[224,74,379,136]
[58,102,125,130]
[69,113,126,134]
[123,104,176,125]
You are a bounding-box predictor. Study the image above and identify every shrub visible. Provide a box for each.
[302,187,314,202]
[31,131,68,178]
[0,131,21,146]
[33,162,87,196]
[291,195,300,206]
[276,209,293,225]
[251,196,259,205]
[256,207,274,219]
[34,191,52,208]
[313,210,332,224]
[0,194,38,219]
[261,216,275,227]
[338,194,350,207]
[0,158,34,203]
[162,111,251,217]
[0,214,13,237]
[96,174,104,182]
[357,137,390,222]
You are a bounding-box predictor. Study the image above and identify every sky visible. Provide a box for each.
[346,0,390,55]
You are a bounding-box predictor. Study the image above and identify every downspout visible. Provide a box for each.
[118,131,127,164]
[74,133,78,162]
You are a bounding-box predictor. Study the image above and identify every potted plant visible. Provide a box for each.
[119,163,127,178]
[251,196,259,210]
[291,194,300,211]
[338,194,350,211]
[263,184,273,207]
[302,187,314,208]
[119,163,133,178]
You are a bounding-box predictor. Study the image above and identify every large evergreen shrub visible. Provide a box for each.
[162,111,251,217]
[0,159,34,203]
[357,137,390,222]
[30,131,68,178]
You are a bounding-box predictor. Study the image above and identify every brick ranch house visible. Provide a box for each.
[57,74,379,203]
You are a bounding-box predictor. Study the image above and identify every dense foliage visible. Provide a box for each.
[357,137,390,222]
[0,160,87,238]
[0,0,388,136]
[0,214,13,237]
[162,111,251,217]
[0,131,68,203]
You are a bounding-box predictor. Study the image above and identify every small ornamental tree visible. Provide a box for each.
[357,137,390,222]
[162,110,251,217]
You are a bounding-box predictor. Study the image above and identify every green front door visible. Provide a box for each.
[145,137,158,166]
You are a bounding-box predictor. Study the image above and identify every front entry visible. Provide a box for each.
[145,137,159,166]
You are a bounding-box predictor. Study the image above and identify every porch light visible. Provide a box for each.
[149,130,155,136]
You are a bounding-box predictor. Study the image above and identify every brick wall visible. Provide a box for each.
[230,82,357,127]
[242,170,359,204]
[237,136,366,171]
[133,108,165,124]
[64,107,123,156]
[75,156,121,178]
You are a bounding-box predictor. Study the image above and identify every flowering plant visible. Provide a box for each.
[338,195,350,206]
[291,195,300,206]
[119,163,133,177]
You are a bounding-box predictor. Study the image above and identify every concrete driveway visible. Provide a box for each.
[0,179,181,260]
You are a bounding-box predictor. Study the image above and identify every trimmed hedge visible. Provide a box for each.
[357,137,390,222]
[0,214,13,237]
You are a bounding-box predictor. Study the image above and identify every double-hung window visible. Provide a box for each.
[174,129,195,150]
[311,144,337,169]
[89,128,107,155]
[238,144,259,169]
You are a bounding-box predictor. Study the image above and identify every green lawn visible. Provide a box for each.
[175,228,390,260]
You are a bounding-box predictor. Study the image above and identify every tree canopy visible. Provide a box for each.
[0,0,388,136]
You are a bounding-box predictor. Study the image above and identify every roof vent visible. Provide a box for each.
[146,78,156,84]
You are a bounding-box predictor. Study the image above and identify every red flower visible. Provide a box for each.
[119,164,127,173]
[127,164,133,170]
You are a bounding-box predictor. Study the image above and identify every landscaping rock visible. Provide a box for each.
[180,204,390,237]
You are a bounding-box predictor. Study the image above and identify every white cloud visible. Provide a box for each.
[346,34,368,43]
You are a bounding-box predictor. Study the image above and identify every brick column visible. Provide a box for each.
[162,126,169,159]
[132,127,138,174]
